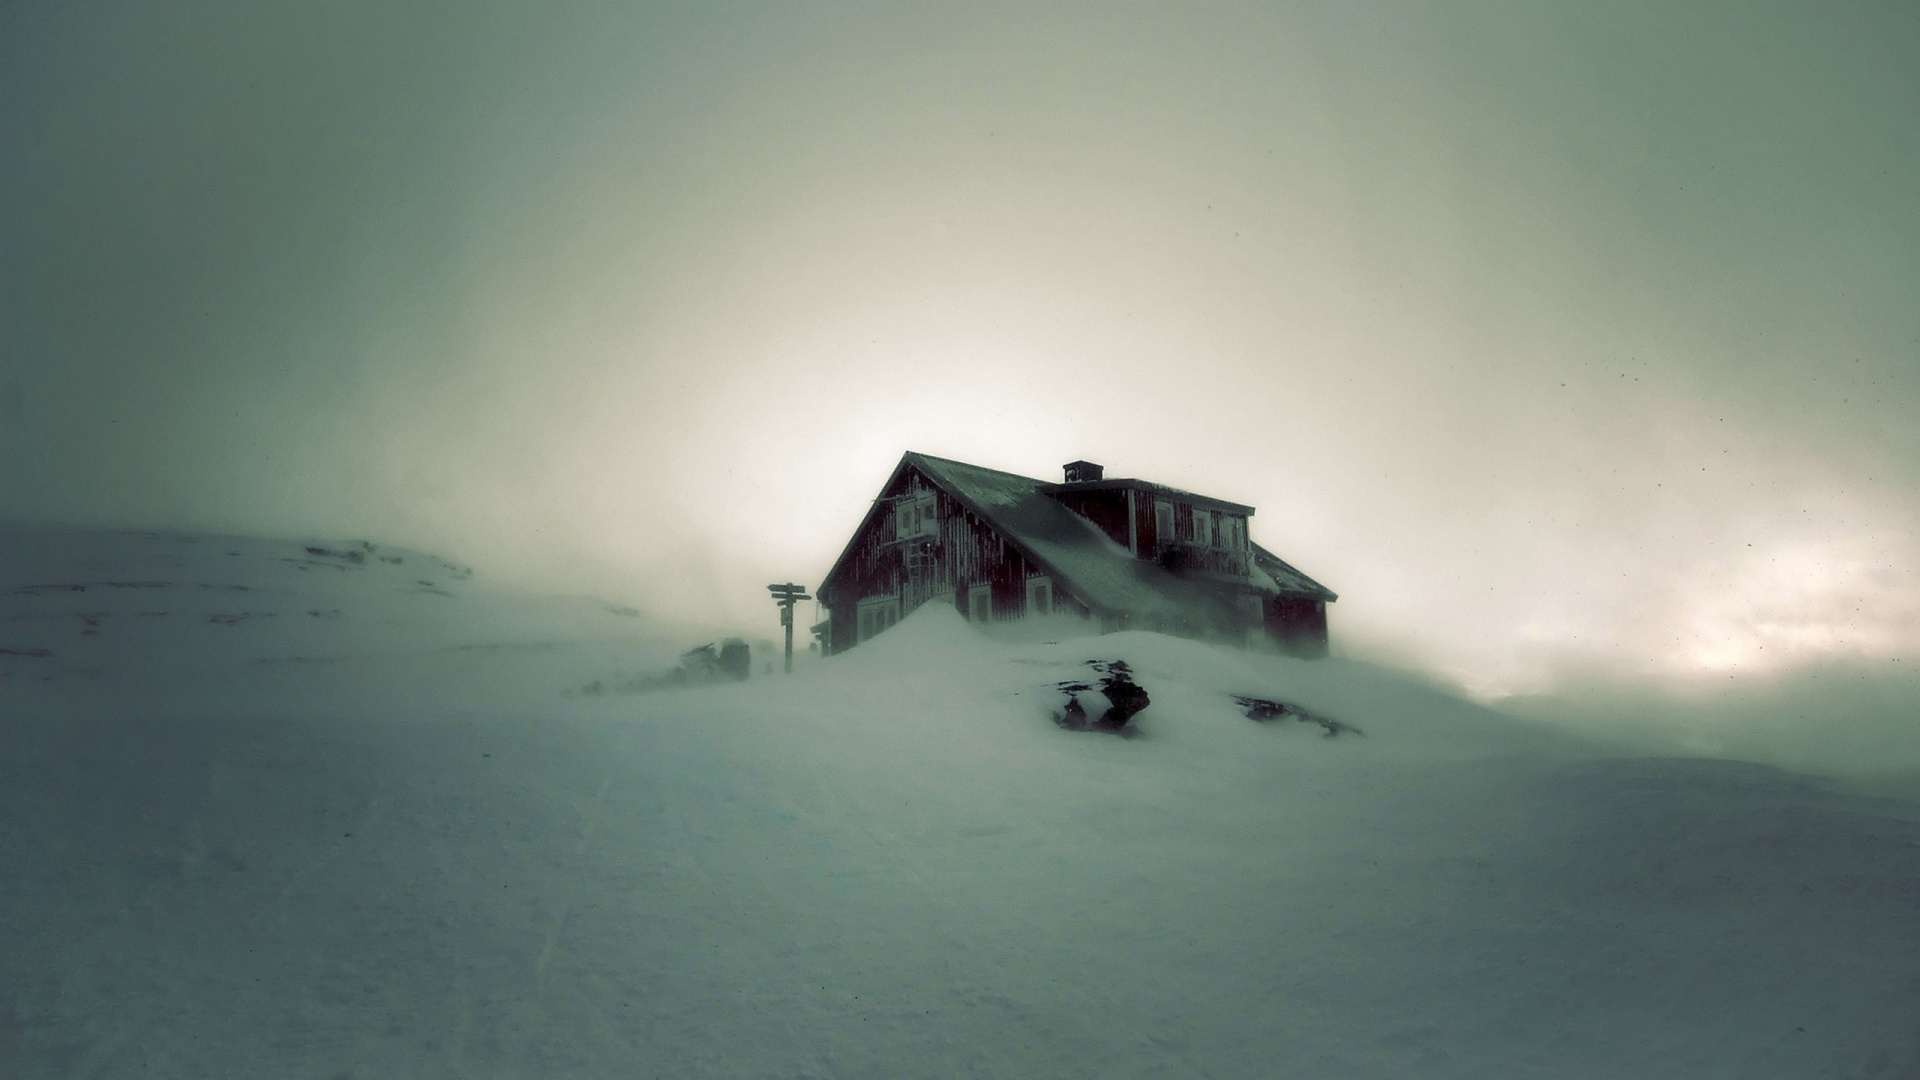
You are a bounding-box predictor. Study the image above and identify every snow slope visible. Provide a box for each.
[0,527,690,707]
[4,528,1919,1078]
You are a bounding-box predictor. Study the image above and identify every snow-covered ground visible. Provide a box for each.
[4,527,1918,1078]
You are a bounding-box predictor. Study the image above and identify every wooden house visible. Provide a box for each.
[814,452,1336,656]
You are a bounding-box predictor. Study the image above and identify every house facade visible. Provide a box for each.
[814,452,1335,656]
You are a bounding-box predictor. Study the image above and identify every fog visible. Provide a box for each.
[4,0,1916,703]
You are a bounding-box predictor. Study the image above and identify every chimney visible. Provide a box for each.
[1063,460,1104,484]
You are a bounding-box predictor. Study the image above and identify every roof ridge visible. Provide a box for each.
[903,451,1047,486]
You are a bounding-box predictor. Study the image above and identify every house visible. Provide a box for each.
[814,452,1336,656]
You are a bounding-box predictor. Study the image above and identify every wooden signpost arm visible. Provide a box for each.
[767,583,812,674]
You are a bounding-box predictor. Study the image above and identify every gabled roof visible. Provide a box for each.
[818,452,1334,626]
[904,453,1238,624]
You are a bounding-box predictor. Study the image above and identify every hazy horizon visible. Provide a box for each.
[5,0,1916,702]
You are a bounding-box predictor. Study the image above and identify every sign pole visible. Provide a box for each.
[767,583,812,674]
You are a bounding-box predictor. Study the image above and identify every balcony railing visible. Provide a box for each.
[1157,541,1250,579]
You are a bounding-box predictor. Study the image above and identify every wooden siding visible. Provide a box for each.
[1051,488,1131,550]
[1264,596,1329,658]
[821,465,1087,654]
[818,458,1330,656]
[1136,498,1252,579]
[1135,491,1161,558]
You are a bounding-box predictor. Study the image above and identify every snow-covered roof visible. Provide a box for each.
[907,453,1244,625]
[1048,477,1255,516]
[1250,543,1338,601]
[818,452,1335,623]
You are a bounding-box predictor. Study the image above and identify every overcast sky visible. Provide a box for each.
[4,0,1916,697]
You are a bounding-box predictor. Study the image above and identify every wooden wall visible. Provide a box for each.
[1051,488,1131,549]
[1051,486,1251,578]
[1263,596,1330,658]
[821,465,1087,654]
[822,466,1316,656]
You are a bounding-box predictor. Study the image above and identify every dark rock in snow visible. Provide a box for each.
[207,612,278,627]
[573,636,756,696]
[1052,660,1150,736]
[304,545,367,566]
[1097,661,1151,726]
[1235,695,1359,737]
[1054,691,1091,730]
[717,638,751,681]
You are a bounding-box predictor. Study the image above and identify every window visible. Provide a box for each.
[894,492,937,540]
[1194,510,1213,548]
[967,584,992,623]
[857,595,900,641]
[1025,576,1053,617]
[1154,500,1174,544]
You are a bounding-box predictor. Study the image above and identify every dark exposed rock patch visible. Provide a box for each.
[207,613,279,627]
[304,545,367,565]
[569,637,752,697]
[1053,660,1150,736]
[1235,695,1360,738]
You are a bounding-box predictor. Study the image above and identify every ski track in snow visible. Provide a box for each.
[2,526,1919,1079]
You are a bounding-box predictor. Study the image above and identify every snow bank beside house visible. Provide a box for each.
[4,528,1919,1079]
[816,602,1571,763]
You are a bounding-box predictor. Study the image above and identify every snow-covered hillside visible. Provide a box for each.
[0,527,691,708]
[4,528,1918,1078]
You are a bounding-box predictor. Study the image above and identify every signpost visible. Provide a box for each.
[767,582,812,673]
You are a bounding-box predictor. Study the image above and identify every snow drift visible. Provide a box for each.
[3,527,1918,1079]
